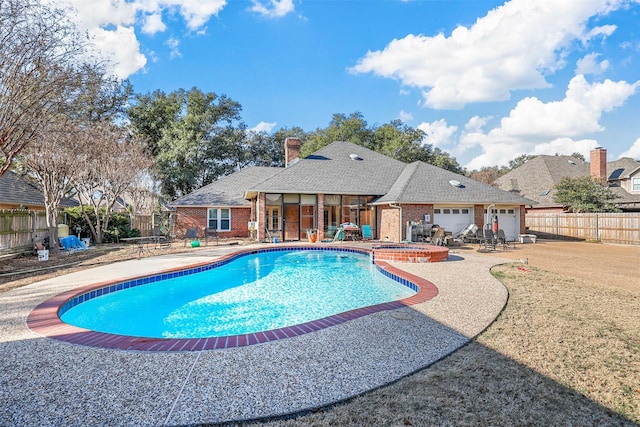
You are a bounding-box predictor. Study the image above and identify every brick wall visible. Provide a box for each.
[402,204,434,224]
[474,204,485,228]
[174,207,251,238]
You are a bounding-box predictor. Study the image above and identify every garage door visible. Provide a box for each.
[491,208,519,241]
[433,207,474,234]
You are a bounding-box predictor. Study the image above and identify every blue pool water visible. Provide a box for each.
[61,249,416,338]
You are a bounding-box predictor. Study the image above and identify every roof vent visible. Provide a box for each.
[449,179,463,188]
[350,153,363,161]
[568,159,576,165]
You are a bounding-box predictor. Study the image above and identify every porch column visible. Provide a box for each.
[317,194,325,241]
[257,193,266,241]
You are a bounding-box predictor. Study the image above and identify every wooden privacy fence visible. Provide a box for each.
[0,210,49,255]
[526,213,640,245]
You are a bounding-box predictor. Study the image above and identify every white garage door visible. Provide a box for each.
[433,207,474,235]
[491,208,519,241]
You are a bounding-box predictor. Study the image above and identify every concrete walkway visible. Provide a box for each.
[0,245,509,426]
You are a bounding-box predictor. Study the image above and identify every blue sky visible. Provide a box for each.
[62,0,640,170]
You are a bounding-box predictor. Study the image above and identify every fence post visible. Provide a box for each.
[595,212,599,241]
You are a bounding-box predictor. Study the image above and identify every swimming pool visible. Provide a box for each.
[61,249,415,338]
[29,246,439,351]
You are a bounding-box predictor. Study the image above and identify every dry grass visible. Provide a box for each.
[234,263,640,426]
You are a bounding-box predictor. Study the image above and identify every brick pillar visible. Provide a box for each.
[474,205,485,228]
[519,205,526,234]
[590,147,607,182]
[285,138,301,167]
[257,193,266,241]
[317,194,325,241]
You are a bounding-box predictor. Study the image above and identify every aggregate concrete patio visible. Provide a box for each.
[0,244,509,426]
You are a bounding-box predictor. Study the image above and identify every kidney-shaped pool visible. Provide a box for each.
[29,247,439,351]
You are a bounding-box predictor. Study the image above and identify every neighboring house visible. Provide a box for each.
[495,147,640,213]
[0,171,77,210]
[172,139,535,242]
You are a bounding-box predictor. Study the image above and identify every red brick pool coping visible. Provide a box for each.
[27,246,440,352]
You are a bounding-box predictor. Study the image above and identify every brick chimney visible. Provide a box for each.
[590,147,607,182]
[284,137,301,167]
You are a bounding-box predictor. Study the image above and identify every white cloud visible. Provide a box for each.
[350,0,625,108]
[619,137,640,159]
[142,13,167,34]
[398,110,413,122]
[90,26,148,79]
[464,116,490,132]
[60,0,227,79]
[250,0,295,18]
[576,53,609,75]
[165,37,181,59]
[460,75,639,169]
[249,121,277,133]
[417,119,457,148]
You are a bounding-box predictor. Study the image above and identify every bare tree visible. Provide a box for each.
[0,0,88,176]
[72,122,154,244]
[19,116,80,252]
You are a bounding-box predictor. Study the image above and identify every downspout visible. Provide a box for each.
[389,203,403,242]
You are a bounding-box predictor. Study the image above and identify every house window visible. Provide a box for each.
[633,177,640,192]
[208,208,230,231]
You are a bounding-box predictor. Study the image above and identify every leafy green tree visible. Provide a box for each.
[302,112,373,156]
[127,90,183,156]
[509,154,536,170]
[302,113,463,172]
[553,176,620,213]
[129,87,245,199]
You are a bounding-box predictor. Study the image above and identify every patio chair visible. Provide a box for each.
[496,229,513,250]
[432,227,446,246]
[361,224,372,240]
[482,226,496,251]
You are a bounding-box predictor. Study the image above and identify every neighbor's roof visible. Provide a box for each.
[245,141,407,195]
[0,171,77,208]
[495,155,589,207]
[375,161,536,205]
[170,166,282,207]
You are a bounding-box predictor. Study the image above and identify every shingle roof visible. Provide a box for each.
[171,167,282,207]
[495,154,640,208]
[0,171,77,208]
[376,161,536,205]
[246,141,407,195]
[0,171,45,207]
[175,141,537,207]
[495,155,589,207]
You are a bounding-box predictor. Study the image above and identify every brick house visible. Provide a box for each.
[172,139,535,242]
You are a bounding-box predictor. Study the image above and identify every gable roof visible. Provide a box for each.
[376,161,536,205]
[171,166,282,207]
[246,141,406,195]
[607,157,640,180]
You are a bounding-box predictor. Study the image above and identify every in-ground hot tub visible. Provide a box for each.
[372,244,449,263]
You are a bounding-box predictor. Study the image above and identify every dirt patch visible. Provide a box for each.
[458,239,640,292]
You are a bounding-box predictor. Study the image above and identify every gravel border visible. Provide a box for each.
[0,245,509,426]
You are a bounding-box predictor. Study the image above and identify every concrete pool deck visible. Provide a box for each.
[0,244,509,426]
